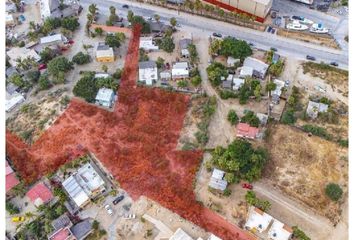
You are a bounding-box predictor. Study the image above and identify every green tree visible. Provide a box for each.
[281,110,296,125]
[105,33,122,48]
[159,36,175,53]
[61,17,80,31]
[131,16,151,33]
[109,6,116,15]
[220,37,252,61]
[88,4,98,16]
[325,183,343,201]
[113,69,123,79]
[95,27,103,36]
[26,70,40,83]
[127,10,134,23]
[245,191,271,212]
[41,18,62,34]
[206,62,228,86]
[266,82,277,92]
[188,44,198,64]
[170,17,177,27]
[47,57,73,80]
[72,52,91,65]
[38,74,50,90]
[154,14,160,22]
[292,226,311,240]
[227,110,239,125]
[269,60,284,77]
[39,47,56,63]
[6,201,20,215]
[96,77,119,90]
[254,84,262,101]
[73,73,98,102]
[241,111,260,127]
[9,74,25,88]
[156,57,165,69]
[177,80,188,88]
[224,172,236,183]
[191,75,202,87]
[102,65,108,73]
[209,39,222,56]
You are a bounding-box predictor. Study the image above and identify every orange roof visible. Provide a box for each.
[236,123,259,139]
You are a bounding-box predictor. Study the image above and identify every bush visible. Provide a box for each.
[281,110,296,125]
[159,36,175,53]
[113,69,123,79]
[38,74,50,90]
[292,226,311,240]
[206,62,228,86]
[156,57,165,69]
[325,183,343,201]
[227,110,238,125]
[9,74,25,88]
[6,201,20,215]
[223,188,232,196]
[224,172,236,183]
[302,124,332,140]
[241,111,260,127]
[61,17,80,31]
[40,47,56,63]
[177,80,188,88]
[105,33,125,48]
[26,70,40,83]
[47,57,73,79]
[338,139,348,148]
[73,73,98,102]
[245,191,271,212]
[191,75,202,87]
[219,90,238,99]
[72,52,91,65]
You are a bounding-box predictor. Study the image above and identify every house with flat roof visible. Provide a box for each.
[268,219,293,240]
[208,168,228,191]
[40,0,81,20]
[96,43,114,62]
[169,228,193,240]
[140,37,159,51]
[95,88,115,108]
[70,219,93,240]
[227,56,240,67]
[179,38,192,58]
[207,234,223,240]
[236,123,259,139]
[139,61,158,85]
[62,162,106,208]
[222,80,232,89]
[6,91,25,113]
[233,77,245,90]
[6,160,20,193]
[239,66,253,79]
[306,101,329,119]
[245,206,273,233]
[172,62,189,79]
[40,34,67,47]
[256,113,269,125]
[26,182,54,207]
[7,47,41,67]
[271,79,285,104]
[48,227,75,240]
[243,57,269,79]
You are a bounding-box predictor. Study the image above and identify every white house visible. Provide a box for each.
[172,62,189,79]
[95,88,115,108]
[139,61,158,85]
[169,228,193,240]
[7,47,41,67]
[179,38,192,58]
[239,66,253,79]
[6,14,15,26]
[140,37,159,51]
[227,56,240,67]
[268,219,293,240]
[208,168,228,191]
[6,92,25,112]
[245,206,273,233]
[40,34,67,46]
[233,77,245,90]
[271,79,285,104]
[243,57,269,79]
[306,101,329,119]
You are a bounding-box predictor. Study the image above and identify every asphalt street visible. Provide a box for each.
[81,0,348,69]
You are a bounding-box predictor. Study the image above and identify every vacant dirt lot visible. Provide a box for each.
[264,124,348,224]
[6,88,70,144]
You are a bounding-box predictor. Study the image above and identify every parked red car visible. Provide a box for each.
[38,64,47,70]
[68,40,74,44]
[242,183,253,190]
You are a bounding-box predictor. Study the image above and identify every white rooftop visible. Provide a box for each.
[169,228,193,240]
[227,56,239,66]
[77,163,105,192]
[245,206,273,233]
[140,37,159,50]
[6,92,25,112]
[62,175,90,207]
[172,61,189,69]
[233,77,245,90]
[211,168,225,180]
[271,79,285,97]
[40,34,66,45]
[95,88,115,102]
[7,48,41,67]
[268,219,293,240]
[240,66,253,77]
[208,234,223,240]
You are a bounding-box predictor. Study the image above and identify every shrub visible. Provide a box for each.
[177,80,188,88]
[73,73,98,102]
[223,188,232,196]
[325,183,343,201]
[245,191,271,212]
[281,110,296,125]
[61,17,80,31]
[338,139,348,148]
[206,62,228,86]
[224,172,236,183]
[227,110,239,125]
[191,75,202,86]
[6,201,20,215]
[302,124,332,140]
[38,74,51,90]
[292,226,311,240]
[219,90,238,99]
[72,52,91,65]
[241,111,260,127]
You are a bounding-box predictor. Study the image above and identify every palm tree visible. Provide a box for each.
[109,6,116,16]
[154,14,160,22]
[170,17,177,28]
[25,212,36,220]
[88,4,98,16]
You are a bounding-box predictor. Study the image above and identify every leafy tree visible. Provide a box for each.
[154,14,160,22]
[223,188,232,196]
[266,82,277,92]
[102,65,108,73]
[73,73,98,102]
[177,80,188,88]
[241,111,260,127]
[219,37,252,61]
[212,140,268,182]
[131,15,151,33]
[281,110,295,124]
[61,17,80,31]
[191,75,202,87]
[139,48,149,61]
[109,6,116,15]
[292,226,311,240]
[47,57,73,80]
[96,77,118,90]
[127,10,134,22]
[105,33,123,48]
[16,56,38,71]
[72,52,91,65]
[269,60,284,77]
[38,74,50,90]
[113,69,123,79]
[26,70,40,83]
[159,36,175,53]
[40,47,56,63]
[188,44,198,64]
[6,201,20,215]
[227,110,239,125]
[9,74,25,88]
[95,27,103,36]
[224,172,236,183]
[170,17,177,27]
[156,57,165,68]
[209,39,222,56]
[245,191,271,212]
[88,4,98,16]
[41,18,61,34]
[254,84,262,101]
[206,62,227,86]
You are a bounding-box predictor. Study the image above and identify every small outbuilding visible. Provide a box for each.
[95,88,115,108]
[306,101,328,119]
[96,43,114,62]
[208,168,228,191]
[172,62,189,79]
[139,61,158,85]
[26,182,54,207]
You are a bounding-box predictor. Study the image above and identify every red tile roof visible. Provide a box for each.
[49,228,73,240]
[26,182,54,205]
[236,123,259,139]
[6,160,20,192]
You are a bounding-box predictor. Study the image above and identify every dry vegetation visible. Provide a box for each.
[6,88,70,144]
[302,62,348,96]
[277,29,340,49]
[264,124,348,224]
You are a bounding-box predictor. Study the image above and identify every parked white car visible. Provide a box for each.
[123,214,136,219]
[105,204,113,216]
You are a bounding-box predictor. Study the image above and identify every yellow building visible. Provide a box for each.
[96,42,115,62]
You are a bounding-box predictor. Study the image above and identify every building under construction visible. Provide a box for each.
[202,0,273,22]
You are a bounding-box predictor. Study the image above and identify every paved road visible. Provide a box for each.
[80,0,348,69]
